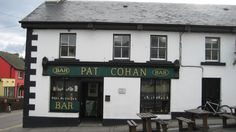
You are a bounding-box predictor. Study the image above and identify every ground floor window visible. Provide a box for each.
[140,79,170,114]
[17,86,24,98]
[4,87,14,97]
[50,77,79,112]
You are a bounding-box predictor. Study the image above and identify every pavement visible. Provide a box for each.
[0,110,236,132]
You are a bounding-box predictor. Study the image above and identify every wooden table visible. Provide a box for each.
[185,109,212,132]
[137,113,157,132]
[230,106,236,116]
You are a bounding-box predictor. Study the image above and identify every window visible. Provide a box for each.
[50,77,79,112]
[205,37,220,61]
[18,71,23,79]
[113,34,130,60]
[150,35,167,60]
[4,87,14,97]
[140,79,170,114]
[60,33,76,58]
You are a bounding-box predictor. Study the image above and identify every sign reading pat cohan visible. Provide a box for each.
[48,66,176,78]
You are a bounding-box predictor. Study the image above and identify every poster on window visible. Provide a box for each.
[50,78,79,112]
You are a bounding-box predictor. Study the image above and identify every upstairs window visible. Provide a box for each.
[150,35,167,60]
[60,33,76,58]
[205,37,220,61]
[18,71,23,79]
[113,34,131,60]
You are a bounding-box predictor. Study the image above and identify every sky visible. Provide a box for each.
[1,0,236,58]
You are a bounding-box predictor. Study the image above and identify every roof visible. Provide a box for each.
[0,51,25,71]
[21,1,236,27]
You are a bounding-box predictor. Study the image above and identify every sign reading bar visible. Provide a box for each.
[48,66,176,78]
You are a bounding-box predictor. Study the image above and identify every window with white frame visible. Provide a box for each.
[18,71,23,79]
[60,33,76,58]
[205,37,220,61]
[150,35,167,60]
[113,34,130,60]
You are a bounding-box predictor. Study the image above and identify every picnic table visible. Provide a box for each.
[185,108,212,132]
[137,113,157,132]
[230,106,236,116]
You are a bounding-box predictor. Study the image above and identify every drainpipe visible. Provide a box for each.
[179,32,204,78]
[233,34,236,65]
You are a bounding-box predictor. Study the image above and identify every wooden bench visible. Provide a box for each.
[176,117,194,132]
[156,119,168,132]
[220,114,236,128]
[127,120,137,132]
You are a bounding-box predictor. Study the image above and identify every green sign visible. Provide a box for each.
[50,100,79,112]
[47,66,176,78]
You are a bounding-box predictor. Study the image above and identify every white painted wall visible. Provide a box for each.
[103,77,140,119]
[29,29,236,118]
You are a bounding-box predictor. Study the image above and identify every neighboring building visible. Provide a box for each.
[0,51,25,98]
[20,1,236,127]
[0,78,15,97]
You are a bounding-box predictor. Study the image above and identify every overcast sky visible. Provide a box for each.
[1,0,236,57]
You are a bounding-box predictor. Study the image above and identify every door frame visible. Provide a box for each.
[202,78,221,106]
[78,78,104,121]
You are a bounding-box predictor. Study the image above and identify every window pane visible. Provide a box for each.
[212,50,219,60]
[65,79,78,101]
[206,38,211,44]
[122,36,130,46]
[159,37,166,47]
[114,47,121,57]
[61,34,68,45]
[114,41,121,46]
[151,36,158,47]
[159,48,166,59]
[205,50,211,60]
[61,46,68,56]
[206,43,211,49]
[122,47,129,58]
[156,80,170,113]
[69,34,76,46]
[212,43,219,49]
[141,79,155,113]
[151,48,158,58]
[69,46,76,56]
[114,35,122,42]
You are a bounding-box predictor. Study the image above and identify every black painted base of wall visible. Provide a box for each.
[171,112,191,119]
[23,112,191,127]
[23,116,80,128]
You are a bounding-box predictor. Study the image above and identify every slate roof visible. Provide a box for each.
[0,51,25,71]
[21,1,236,27]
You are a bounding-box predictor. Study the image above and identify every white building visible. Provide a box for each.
[20,1,236,127]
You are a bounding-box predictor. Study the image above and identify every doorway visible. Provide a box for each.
[202,78,221,108]
[79,79,103,121]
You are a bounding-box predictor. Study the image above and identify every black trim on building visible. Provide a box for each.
[30,69,36,75]
[31,46,37,52]
[43,57,179,68]
[200,62,226,66]
[23,117,79,127]
[171,112,191,119]
[29,93,36,99]
[23,29,38,128]
[23,29,32,127]
[30,81,36,87]
[29,104,35,110]
[31,34,38,40]
[30,57,37,64]
[20,22,236,33]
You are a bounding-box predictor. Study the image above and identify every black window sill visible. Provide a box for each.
[200,62,226,66]
[109,59,134,63]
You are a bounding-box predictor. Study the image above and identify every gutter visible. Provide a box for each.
[179,32,204,77]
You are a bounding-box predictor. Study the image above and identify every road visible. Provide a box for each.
[0,110,22,131]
